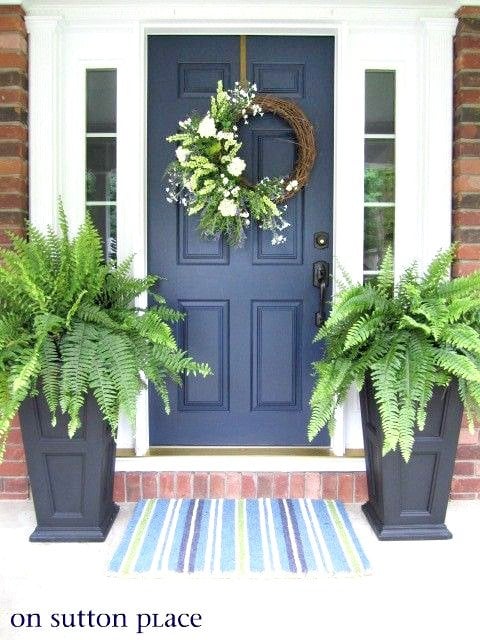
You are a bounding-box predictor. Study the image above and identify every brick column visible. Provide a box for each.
[0,5,28,499]
[452,6,480,499]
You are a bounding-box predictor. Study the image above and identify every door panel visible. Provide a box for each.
[147,35,334,446]
[177,300,230,412]
[251,301,302,411]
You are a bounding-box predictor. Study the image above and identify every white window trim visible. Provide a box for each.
[25,3,456,472]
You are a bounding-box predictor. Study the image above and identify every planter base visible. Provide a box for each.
[29,503,119,543]
[362,502,452,541]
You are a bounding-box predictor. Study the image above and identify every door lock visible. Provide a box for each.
[314,232,329,249]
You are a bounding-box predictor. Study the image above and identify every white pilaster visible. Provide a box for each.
[419,18,457,271]
[330,21,355,457]
[25,16,62,232]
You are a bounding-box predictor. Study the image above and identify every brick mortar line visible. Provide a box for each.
[454,260,480,264]
[0,70,27,76]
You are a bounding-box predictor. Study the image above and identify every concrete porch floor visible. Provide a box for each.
[1,500,479,640]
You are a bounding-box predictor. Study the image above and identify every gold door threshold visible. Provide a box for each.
[116,447,364,458]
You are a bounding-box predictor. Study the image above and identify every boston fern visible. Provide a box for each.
[0,209,210,460]
[308,246,480,461]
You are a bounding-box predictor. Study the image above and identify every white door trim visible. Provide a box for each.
[25,4,456,470]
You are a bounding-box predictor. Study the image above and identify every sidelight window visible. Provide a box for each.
[85,69,117,260]
[363,70,395,281]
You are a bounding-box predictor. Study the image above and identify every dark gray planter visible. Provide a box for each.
[19,391,119,542]
[359,376,463,541]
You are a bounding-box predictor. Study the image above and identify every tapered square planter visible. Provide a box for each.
[359,376,463,541]
[19,392,119,542]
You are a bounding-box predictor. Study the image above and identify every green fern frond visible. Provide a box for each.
[40,335,61,425]
[434,348,480,383]
[376,245,394,293]
[343,315,383,351]
[441,324,480,356]
[422,245,455,291]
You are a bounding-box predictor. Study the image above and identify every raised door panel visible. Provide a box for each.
[251,301,302,411]
[177,207,229,265]
[178,62,231,98]
[253,62,305,98]
[177,300,230,411]
[250,129,303,264]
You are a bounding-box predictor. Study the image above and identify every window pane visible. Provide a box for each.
[86,138,117,201]
[86,70,117,133]
[365,71,395,134]
[364,140,395,202]
[88,205,117,261]
[364,206,394,271]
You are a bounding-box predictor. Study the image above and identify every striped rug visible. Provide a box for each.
[109,498,371,577]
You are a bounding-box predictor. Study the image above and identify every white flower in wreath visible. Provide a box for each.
[227,157,246,177]
[217,131,235,141]
[175,146,191,164]
[218,198,237,217]
[198,115,217,138]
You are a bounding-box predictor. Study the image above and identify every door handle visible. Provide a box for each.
[313,261,329,327]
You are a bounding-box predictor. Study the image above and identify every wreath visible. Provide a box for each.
[165,81,316,247]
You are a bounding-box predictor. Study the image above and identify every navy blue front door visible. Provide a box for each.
[148,35,334,446]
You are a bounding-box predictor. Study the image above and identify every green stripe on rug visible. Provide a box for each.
[326,500,363,574]
[122,499,156,574]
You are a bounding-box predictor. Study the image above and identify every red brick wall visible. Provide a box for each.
[452,6,480,499]
[0,5,28,500]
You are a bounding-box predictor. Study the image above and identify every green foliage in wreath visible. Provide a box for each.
[308,246,480,461]
[165,81,298,247]
[0,206,211,460]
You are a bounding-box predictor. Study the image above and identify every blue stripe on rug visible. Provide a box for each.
[109,499,371,577]
[246,498,263,573]
[289,499,315,572]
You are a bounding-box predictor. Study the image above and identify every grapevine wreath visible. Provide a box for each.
[165,81,316,247]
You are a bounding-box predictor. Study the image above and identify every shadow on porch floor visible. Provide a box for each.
[1,500,479,639]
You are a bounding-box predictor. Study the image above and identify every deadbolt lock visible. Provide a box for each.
[314,232,329,249]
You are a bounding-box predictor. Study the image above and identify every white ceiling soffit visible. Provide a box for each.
[20,0,473,21]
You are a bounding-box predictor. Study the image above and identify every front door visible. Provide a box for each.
[147,35,334,447]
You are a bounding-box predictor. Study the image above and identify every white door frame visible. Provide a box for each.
[25,3,456,471]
